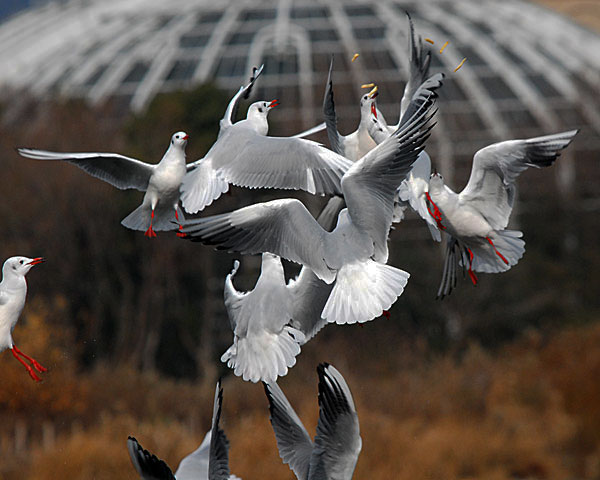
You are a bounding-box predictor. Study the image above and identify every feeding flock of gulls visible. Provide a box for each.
[0,12,579,479]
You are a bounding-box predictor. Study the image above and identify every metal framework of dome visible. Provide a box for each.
[1,0,599,189]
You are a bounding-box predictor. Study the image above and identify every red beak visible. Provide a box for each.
[371,103,378,119]
[27,257,45,266]
[182,134,189,140]
[269,99,279,108]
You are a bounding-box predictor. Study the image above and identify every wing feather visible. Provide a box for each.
[342,88,438,262]
[180,199,335,283]
[126,436,175,480]
[18,148,154,191]
[322,57,345,156]
[264,381,314,480]
[459,130,578,229]
[309,364,361,480]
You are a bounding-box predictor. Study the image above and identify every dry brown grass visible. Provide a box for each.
[2,312,600,479]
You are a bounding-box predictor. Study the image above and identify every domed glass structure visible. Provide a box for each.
[0,0,598,190]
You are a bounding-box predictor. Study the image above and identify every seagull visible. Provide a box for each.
[221,196,344,384]
[18,132,190,238]
[323,57,379,162]
[179,85,438,325]
[428,130,579,298]
[365,13,441,241]
[180,70,353,214]
[127,380,240,480]
[0,256,46,382]
[264,363,361,480]
[367,12,432,141]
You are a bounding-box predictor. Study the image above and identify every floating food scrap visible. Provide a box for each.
[454,57,467,72]
[439,41,449,53]
[425,38,435,44]
[367,85,378,98]
[351,53,360,62]
[361,83,375,89]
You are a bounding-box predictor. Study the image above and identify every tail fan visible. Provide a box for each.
[221,326,305,384]
[322,260,409,324]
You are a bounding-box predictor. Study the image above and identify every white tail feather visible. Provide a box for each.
[180,160,229,214]
[322,260,410,325]
[471,229,525,273]
[221,326,305,384]
[121,203,178,232]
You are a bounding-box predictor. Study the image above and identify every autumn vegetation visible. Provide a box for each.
[0,84,598,478]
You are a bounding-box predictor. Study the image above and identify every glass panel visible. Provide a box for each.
[309,28,339,42]
[239,9,277,21]
[353,26,386,40]
[215,56,248,78]
[291,6,329,19]
[180,33,210,49]
[480,75,519,100]
[166,59,198,81]
[344,5,375,17]
[84,64,108,87]
[121,62,149,84]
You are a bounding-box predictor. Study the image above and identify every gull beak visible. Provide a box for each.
[268,99,279,109]
[182,134,189,140]
[27,257,45,266]
[371,103,378,119]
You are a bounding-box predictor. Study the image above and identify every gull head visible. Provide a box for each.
[429,172,445,191]
[3,256,45,278]
[170,131,189,149]
[359,85,378,118]
[248,100,279,119]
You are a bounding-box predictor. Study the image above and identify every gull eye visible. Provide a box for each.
[175,135,179,139]
[19,260,23,264]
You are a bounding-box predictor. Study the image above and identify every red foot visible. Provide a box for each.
[425,192,446,231]
[466,247,478,285]
[176,231,188,238]
[382,310,391,319]
[174,210,179,221]
[11,348,43,382]
[144,226,157,238]
[486,237,509,265]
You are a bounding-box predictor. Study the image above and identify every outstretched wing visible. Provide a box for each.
[400,12,432,120]
[180,198,335,283]
[211,127,352,196]
[127,436,175,480]
[264,381,314,480]
[342,85,438,262]
[18,148,154,191]
[322,57,345,156]
[459,130,578,230]
[219,65,264,132]
[309,364,362,480]
[208,381,231,480]
[291,122,327,139]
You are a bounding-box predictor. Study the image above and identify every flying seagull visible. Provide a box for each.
[0,256,46,382]
[428,130,579,298]
[221,196,344,384]
[18,132,190,238]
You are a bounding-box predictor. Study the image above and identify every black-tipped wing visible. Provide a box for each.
[180,198,335,283]
[459,130,578,230]
[208,381,231,480]
[309,364,361,480]
[127,436,175,480]
[264,382,314,480]
[220,65,264,132]
[18,148,155,191]
[323,57,345,156]
[342,86,438,262]
[400,12,432,119]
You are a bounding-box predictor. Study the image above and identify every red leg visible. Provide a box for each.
[382,310,391,319]
[11,348,42,382]
[425,192,446,231]
[486,237,509,265]
[467,247,478,285]
[13,345,47,373]
[144,209,157,238]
